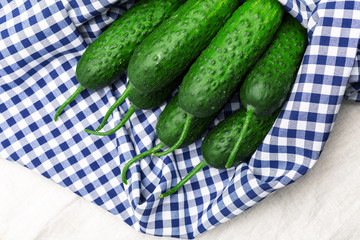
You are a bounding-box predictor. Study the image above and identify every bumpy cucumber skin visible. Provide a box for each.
[240,14,308,116]
[76,0,185,90]
[201,107,279,169]
[128,0,240,93]
[178,0,283,118]
[156,94,215,148]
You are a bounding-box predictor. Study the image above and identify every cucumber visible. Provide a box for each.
[240,14,308,116]
[225,13,308,168]
[121,93,216,185]
[202,108,279,169]
[159,107,279,198]
[178,0,284,118]
[159,14,308,198]
[127,0,241,93]
[54,0,185,121]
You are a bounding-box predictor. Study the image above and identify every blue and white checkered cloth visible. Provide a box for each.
[1,0,360,238]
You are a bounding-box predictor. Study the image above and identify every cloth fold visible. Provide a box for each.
[1,0,360,239]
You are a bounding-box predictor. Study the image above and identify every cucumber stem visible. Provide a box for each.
[54,85,85,121]
[84,105,137,136]
[153,114,193,157]
[159,160,207,198]
[122,142,166,185]
[96,84,134,131]
[225,108,254,168]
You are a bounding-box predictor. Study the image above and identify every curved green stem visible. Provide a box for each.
[153,114,193,157]
[54,85,84,121]
[225,108,254,168]
[84,105,137,136]
[159,160,207,198]
[96,84,134,131]
[122,142,166,185]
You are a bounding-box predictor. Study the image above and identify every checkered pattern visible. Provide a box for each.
[1,0,360,239]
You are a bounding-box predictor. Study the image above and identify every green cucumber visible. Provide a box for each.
[225,13,307,168]
[178,0,283,118]
[159,107,279,198]
[121,93,216,185]
[202,108,279,169]
[127,0,241,93]
[54,0,185,121]
[240,14,308,116]
[159,15,308,198]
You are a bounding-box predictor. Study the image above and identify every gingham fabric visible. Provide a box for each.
[1,0,360,239]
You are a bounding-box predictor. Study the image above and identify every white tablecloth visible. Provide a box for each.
[1,99,360,240]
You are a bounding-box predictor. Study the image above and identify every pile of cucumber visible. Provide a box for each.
[54,0,308,197]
